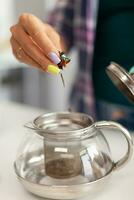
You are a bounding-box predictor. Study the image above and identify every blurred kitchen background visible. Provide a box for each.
[0,0,77,111]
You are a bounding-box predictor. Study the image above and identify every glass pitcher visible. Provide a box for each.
[14,112,133,199]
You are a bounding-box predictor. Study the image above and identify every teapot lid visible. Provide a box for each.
[106,62,134,103]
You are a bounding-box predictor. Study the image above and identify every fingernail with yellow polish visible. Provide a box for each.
[47,65,61,75]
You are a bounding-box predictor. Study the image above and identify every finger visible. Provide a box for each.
[19,13,61,65]
[44,23,62,51]
[11,25,53,70]
[10,36,60,74]
[44,24,67,52]
[10,36,41,69]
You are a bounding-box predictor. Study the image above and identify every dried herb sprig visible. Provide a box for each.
[58,52,71,87]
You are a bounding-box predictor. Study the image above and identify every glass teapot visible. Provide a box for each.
[14,112,133,199]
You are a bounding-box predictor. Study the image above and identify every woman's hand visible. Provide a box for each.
[10,13,66,74]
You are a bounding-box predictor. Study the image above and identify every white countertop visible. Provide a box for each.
[0,101,134,200]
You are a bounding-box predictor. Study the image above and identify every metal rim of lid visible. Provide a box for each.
[106,62,134,98]
[107,62,134,83]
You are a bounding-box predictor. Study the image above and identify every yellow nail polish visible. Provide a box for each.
[47,65,60,75]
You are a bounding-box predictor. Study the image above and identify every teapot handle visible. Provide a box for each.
[94,121,133,171]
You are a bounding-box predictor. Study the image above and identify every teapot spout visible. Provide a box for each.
[24,122,35,130]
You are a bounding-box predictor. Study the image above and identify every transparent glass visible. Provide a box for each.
[14,112,133,199]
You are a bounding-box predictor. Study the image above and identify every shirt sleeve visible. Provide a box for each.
[47,0,74,50]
